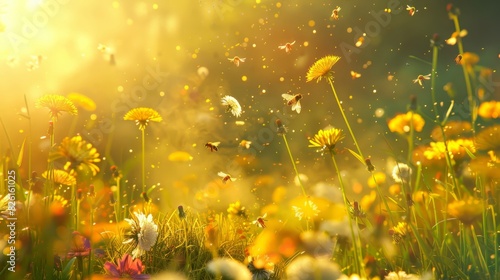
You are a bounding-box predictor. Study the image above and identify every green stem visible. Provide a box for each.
[331,152,365,277]
[327,77,364,160]
[282,134,307,196]
[470,225,490,278]
[141,128,146,193]
[430,45,439,121]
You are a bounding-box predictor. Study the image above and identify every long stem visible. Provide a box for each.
[141,128,146,193]
[282,134,307,196]
[430,45,439,121]
[327,77,364,160]
[331,152,365,277]
[470,224,490,279]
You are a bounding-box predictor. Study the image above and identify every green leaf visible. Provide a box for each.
[17,138,26,167]
[347,148,364,164]
[440,100,455,126]
[62,257,76,280]
[462,145,476,159]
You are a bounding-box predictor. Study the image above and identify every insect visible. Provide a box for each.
[413,74,431,86]
[331,6,341,20]
[228,56,246,67]
[252,213,268,228]
[282,93,302,114]
[239,140,252,149]
[455,54,462,64]
[205,142,221,152]
[278,41,296,53]
[350,71,361,79]
[406,5,416,16]
[218,172,236,183]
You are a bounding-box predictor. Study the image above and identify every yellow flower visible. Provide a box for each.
[227,201,247,219]
[421,139,475,162]
[124,107,162,130]
[67,92,96,111]
[42,169,76,186]
[388,112,425,134]
[50,135,101,176]
[431,121,472,141]
[306,55,340,82]
[308,128,344,153]
[448,196,485,224]
[367,172,386,188]
[478,101,500,119]
[35,94,78,120]
[475,125,500,152]
[389,222,409,244]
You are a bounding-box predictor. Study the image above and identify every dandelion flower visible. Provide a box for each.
[42,169,76,186]
[221,95,242,117]
[124,107,162,130]
[308,128,344,154]
[478,101,500,119]
[66,92,96,111]
[475,125,500,151]
[35,94,78,120]
[207,258,252,280]
[227,201,247,219]
[448,196,485,224]
[292,199,319,221]
[413,74,431,86]
[104,254,149,279]
[389,222,409,244]
[388,112,425,134]
[286,255,341,280]
[306,55,341,82]
[49,135,101,176]
[123,212,159,258]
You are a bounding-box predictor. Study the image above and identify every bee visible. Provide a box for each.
[350,70,361,79]
[282,93,302,114]
[228,56,246,67]
[278,41,296,53]
[455,54,462,64]
[252,213,268,228]
[413,74,431,86]
[218,172,236,183]
[406,5,416,16]
[239,140,252,149]
[331,6,341,20]
[205,142,220,152]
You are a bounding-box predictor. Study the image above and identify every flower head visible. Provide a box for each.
[124,107,162,130]
[388,112,425,134]
[308,128,344,154]
[123,212,159,258]
[475,125,500,152]
[389,222,409,244]
[392,163,412,184]
[448,196,485,224]
[385,270,420,280]
[49,135,101,176]
[104,254,149,279]
[67,231,91,258]
[221,95,242,117]
[306,55,340,82]
[206,258,252,280]
[67,92,96,111]
[42,169,76,186]
[227,201,248,219]
[412,74,431,86]
[35,94,78,120]
[478,101,500,119]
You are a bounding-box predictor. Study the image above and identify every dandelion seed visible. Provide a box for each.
[282,93,302,114]
[413,74,431,86]
[123,212,159,258]
[306,55,340,82]
[221,95,242,117]
[218,171,236,183]
[228,56,246,67]
[124,107,162,130]
[35,94,78,120]
[286,255,341,280]
[278,41,296,53]
[331,6,341,20]
[392,163,412,184]
[49,135,101,176]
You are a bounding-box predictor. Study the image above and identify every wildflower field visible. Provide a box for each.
[1,1,499,279]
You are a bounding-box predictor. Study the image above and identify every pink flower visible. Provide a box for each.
[104,254,149,279]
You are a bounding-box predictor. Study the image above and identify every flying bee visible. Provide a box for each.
[331,6,341,20]
[278,41,296,53]
[350,70,361,79]
[282,93,302,114]
[205,141,221,152]
[239,140,252,149]
[228,56,246,67]
[252,213,268,228]
[218,171,236,183]
[406,5,416,16]
[455,54,462,64]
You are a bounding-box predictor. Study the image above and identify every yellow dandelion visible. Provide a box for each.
[475,125,500,151]
[49,135,101,176]
[389,222,410,244]
[227,201,247,219]
[367,172,386,188]
[478,101,500,119]
[67,92,97,111]
[306,55,341,82]
[124,107,163,130]
[431,121,472,141]
[42,169,76,186]
[388,112,425,134]
[35,94,78,120]
[448,196,485,224]
[308,127,344,153]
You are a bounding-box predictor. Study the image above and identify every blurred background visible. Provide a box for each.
[0,0,499,214]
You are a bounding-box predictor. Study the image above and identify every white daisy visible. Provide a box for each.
[123,212,159,258]
[221,95,242,117]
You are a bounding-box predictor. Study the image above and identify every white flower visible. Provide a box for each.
[392,163,412,184]
[221,95,242,117]
[207,258,252,280]
[385,271,421,280]
[123,212,158,258]
[286,255,341,280]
